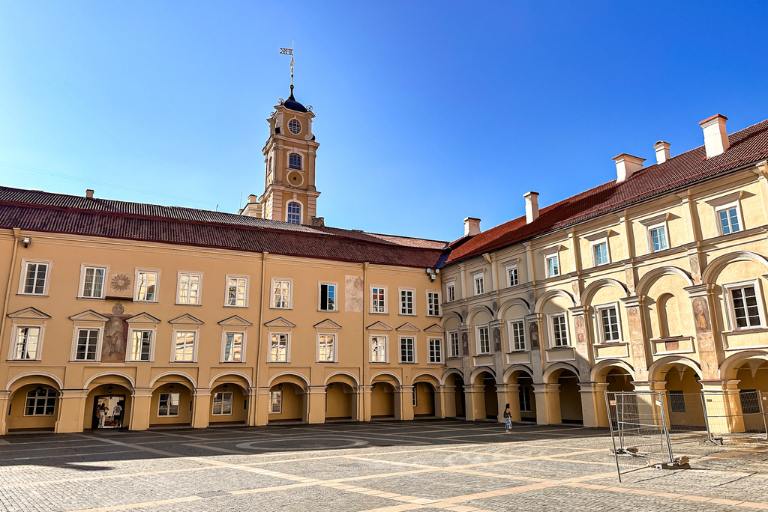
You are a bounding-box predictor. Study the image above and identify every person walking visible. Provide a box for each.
[503,403,512,433]
[113,402,124,429]
[97,402,107,429]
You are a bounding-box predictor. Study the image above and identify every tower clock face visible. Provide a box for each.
[288,119,301,134]
[287,171,304,187]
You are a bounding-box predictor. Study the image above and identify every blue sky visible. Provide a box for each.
[1,1,767,241]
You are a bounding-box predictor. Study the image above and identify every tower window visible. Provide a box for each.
[289,153,302,170]
[288,119,301,134]
[286,201,302,225]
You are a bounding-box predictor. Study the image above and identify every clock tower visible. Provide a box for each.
[241,85,321,225]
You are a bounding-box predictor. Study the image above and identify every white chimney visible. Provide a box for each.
[85,189,94,199]
[464,217,481,236]
[654,141,671,164]
[524,191,539,224]
[613,153,645,183]
[699,114,729,158]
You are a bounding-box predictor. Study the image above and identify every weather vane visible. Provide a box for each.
[279,46,295,95]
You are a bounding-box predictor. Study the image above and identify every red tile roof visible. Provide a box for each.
[446,119,768,264]
[0,187,446,268]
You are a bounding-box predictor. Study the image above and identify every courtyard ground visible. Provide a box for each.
[1,420,767,511]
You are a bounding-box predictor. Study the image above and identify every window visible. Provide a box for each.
[519,385,532,413]
[446,282,455,302]
[22,262,48,295]
[550,314,569,347]
[412,389,418,407]
[12,326,40,360]
[648,223,669,252]
[177,272,202,305]
[288,118,301,134]
[269,333,289,362]
[428,338,442,363]
[509,320,526,351]
[222,332,244,362]
[173,331,196,362]
[318,333,336,362]
[212,392,233,415]
[477,326,491,354]
[370,335,387,362]
[371,286,387,313]
[740,389,761,414]
[286,201,302,225]
[448,331,460,357]
[74,328,100,361]
[669,391,686,413]
[135,270,158,302]
[473,273,485,295]
[25,387,56,416]
[226,276,248,307]
[400,289,414,315]
[427,291,441,316]
[158,393,180,416]
[716,204,742,235]
[592,240,610,266]
[81,266,106,298]
[399,337,415,363]
[272,279,292,309]
[270,390,282,413]
[288,152,302,170]
[319,283,337,311]
[597,305,621,342]
[507,266,519,287]
[728,284,764,329]
[545,254,560,278]
[128,330,153,361]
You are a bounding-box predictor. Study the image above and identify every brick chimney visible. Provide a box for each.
[524,191,539,224]
[613,153,645,183]
[240,194,263,218]
[85,189,94,199]
[464,217,481,236]
[654,141,671,164]
[699,114,729,158]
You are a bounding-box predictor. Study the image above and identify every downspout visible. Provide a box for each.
[0,229,21,358]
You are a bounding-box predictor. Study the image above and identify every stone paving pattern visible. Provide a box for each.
[1,420,767,511]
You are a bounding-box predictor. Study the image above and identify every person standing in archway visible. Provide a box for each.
[503,403,512,433]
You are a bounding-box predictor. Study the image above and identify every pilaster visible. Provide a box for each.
[129,388,152,431]
[55,389,88,433]
[192,389,211,429]
[399,385,414,421]
[307,385,326,424]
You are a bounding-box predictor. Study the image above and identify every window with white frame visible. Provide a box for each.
[446,282,455,302]
[173,331,196,362]
[648,223,669,253]
[288,152,302,170]
[597,304,621,342]
[286,201,302,225]
[427,291,440,316]
[592,240,610,266]
[25,387,56,416]
[476,326,491,354]
[550,313,569,347]
[21,261,48,295]
[12,326,40,360]
[212,392,233,415]
[509,320,526,351]
[400,337,415,363]
[272,279,292,309]
[473,273,485,295]
[428,338,442,363]
[158,392,179,416]
[74,328,100,361]
[222,332,244,362]
[135,270,158,302]
[226,276,248,307]
[370,335,387,362]
[545,254,560,278]
[270,390,282,413]
[448,331,460,357]
[716,203,743,235]
[128,329,152,361]
[317,333,336,362]
[177,272,202,305]
[371,286,387,313]
[319,282,336,311]
[727,283,765,329]
[507,265,519,287]
[400,289,414,315]
[269,333,289,362]
[80,266,106,298]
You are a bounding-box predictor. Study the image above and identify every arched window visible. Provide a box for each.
[286,201,302,225]
[25,386,57,416]
[289,153,302,170]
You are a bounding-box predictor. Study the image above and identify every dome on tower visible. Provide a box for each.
[282,87,308,113]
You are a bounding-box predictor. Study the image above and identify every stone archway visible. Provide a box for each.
[444,372,465,418]
[413,375,439,418]
[6,375,62,432]
[504,367,536,423]
[326,374,358,422]
[370,374,399,420]
[210,374,251,426]
[471,370,498,421]
[84,375,134,430]
[268,374,308,424]
[544,365,583,425]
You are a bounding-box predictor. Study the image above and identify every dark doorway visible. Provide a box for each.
[92,395,126,429]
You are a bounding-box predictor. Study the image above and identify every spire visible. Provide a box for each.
[280,47,295,99]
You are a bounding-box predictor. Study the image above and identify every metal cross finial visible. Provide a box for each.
[279,47,295,95]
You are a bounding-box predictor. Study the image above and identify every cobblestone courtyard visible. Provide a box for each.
[1,420,768,511]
